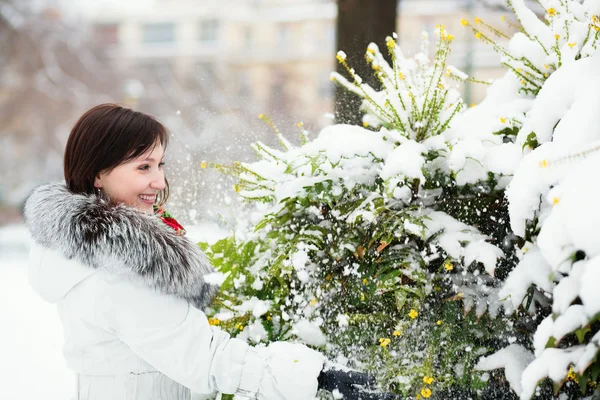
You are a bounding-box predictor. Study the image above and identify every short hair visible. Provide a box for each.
[64,103,170,205]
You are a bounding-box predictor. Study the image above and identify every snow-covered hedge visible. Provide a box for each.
[201,0,600,398]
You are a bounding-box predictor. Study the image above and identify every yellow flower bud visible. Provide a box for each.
[567,366,578,382]
[386,37,395,50]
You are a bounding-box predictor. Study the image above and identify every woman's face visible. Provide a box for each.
[94,142,166,213]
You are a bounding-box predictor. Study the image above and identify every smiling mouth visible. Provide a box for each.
[138,194,156,204]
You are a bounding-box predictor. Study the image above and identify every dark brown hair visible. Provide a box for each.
[64,103,170,205]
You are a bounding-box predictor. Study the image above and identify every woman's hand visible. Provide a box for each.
[317,368,401,400]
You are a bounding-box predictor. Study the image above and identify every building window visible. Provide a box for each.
[243,26,253,48]
[142,23,175,43]
[276,25,290,48]
[199,19,220,43]
[301,23,314,48]
[318,72,334,98]
[93,23,119,45]
[325,23,335,46]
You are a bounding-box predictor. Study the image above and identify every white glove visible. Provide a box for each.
[236,342,326,400]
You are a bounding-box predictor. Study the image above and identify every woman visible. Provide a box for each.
[24,104,389,400]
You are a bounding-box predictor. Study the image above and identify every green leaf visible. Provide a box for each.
[552,379,565,396]
[590,360,600,381]
[579,372,588,394]
[398,285,425,298]
[522,131,539,150]
[492,126,520,137]
[378,269,402,284]
[576,326,591,344]
[395,290,408,312]
[254,218,270,232]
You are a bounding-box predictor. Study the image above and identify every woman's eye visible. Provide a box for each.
[139,165,150,171]
[159,161,165,168]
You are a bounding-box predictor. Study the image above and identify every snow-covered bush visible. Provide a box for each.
[463,0,600,97]
[478,57,600,399]
[200,0,600,398]
[201,27,520,399]
[465,1,600,399]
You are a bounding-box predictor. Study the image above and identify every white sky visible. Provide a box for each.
[57,0,156,18]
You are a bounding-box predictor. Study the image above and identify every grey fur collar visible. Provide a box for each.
[24,182,217,309]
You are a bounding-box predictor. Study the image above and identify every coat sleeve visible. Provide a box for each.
[91,275,324,399]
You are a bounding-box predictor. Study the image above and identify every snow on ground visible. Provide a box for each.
[0,222,228,400]
[0,224,74,400]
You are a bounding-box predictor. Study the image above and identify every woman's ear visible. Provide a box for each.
[94,176,103,188]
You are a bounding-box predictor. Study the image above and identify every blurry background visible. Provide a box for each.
[0,0,516,227]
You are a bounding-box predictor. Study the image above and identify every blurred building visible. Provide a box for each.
[88,0,513,130]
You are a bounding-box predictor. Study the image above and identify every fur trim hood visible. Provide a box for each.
[24,182,217,309]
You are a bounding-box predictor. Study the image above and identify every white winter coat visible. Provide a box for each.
[24,183,325,400]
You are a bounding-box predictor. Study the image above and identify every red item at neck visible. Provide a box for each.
[154,205,186,235]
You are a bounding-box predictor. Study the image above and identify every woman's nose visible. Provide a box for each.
[150,171,166,190]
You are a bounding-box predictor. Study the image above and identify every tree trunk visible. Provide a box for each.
[334,0,398,125]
